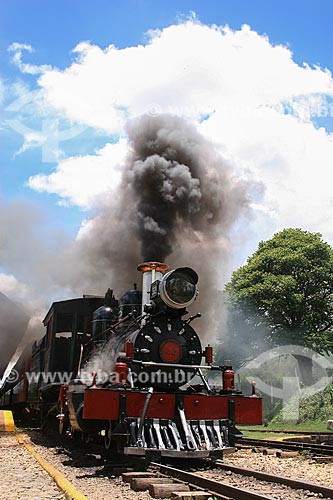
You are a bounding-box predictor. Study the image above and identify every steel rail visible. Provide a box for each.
[239,437,333,456]
[151,462,275,500]
[244,429,332,436]
[213,461,333,499]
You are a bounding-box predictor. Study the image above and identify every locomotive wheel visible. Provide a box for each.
[104,421,112,450]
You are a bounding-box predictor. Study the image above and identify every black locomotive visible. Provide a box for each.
[0,262,262,459]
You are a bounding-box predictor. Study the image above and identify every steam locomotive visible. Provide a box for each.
[0,262,262,459]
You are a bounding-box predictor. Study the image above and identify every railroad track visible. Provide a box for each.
[122,459,333,499]
[12,428,333,500]
[244,429,333,436]
[149,462,274,499]
[238,437,333,455]
[10,430,273,500]
[210,460,333,499]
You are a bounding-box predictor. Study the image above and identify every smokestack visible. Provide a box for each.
[137,262,169,316]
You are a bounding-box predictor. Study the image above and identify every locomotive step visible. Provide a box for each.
[124,446,233,458]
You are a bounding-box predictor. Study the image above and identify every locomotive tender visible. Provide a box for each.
[1,262,262,459]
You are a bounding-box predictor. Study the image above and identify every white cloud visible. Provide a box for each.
[0,273,43,316]
[10,124,45,156]
[2,81,85,160]
[28,139,127,208]
[8,42,52,75]
[24,20,333,246]
[0,272,30,299]
[200,105,333,240]
[37,23,333,133]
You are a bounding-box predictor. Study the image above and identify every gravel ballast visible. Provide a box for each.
[225,448,333,487]
[3,430,333,500]
[24,431,152,500]
[0,433,66,500]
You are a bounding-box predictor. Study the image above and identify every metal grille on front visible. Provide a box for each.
[127,418,229,452]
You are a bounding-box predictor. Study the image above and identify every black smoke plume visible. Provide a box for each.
[126,114,248,262]
[73,114,252,336]
[0,114,253,370]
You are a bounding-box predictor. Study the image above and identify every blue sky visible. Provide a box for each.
[1,0,333,231]
[1,1,333,68]
[1,1,333,310]
[1,1,333,65]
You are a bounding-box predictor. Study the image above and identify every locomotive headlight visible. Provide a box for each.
[159,267,198,309]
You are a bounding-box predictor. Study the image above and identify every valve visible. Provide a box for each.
[204,344,213,364]
[90,371,97,389]
[250,381,258,398]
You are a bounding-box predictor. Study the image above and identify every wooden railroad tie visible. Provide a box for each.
[276,450,299,458]
[148,483,190,498]
[122,471,211,499]
[131,477,172,491]
[122,471,156,482]
[262,448,278,455]
[313,455,333,463]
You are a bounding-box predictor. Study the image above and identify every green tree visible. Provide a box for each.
[225,228,333,383]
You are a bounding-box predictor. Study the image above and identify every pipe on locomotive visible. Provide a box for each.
[137,262,169,318]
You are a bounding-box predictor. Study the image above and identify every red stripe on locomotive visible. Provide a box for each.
[83,388,262,424]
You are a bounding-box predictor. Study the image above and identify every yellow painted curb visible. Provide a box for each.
[0,410,15,432]
[16,434,89,500]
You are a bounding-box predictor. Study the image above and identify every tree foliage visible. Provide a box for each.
[225,228,333,355]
